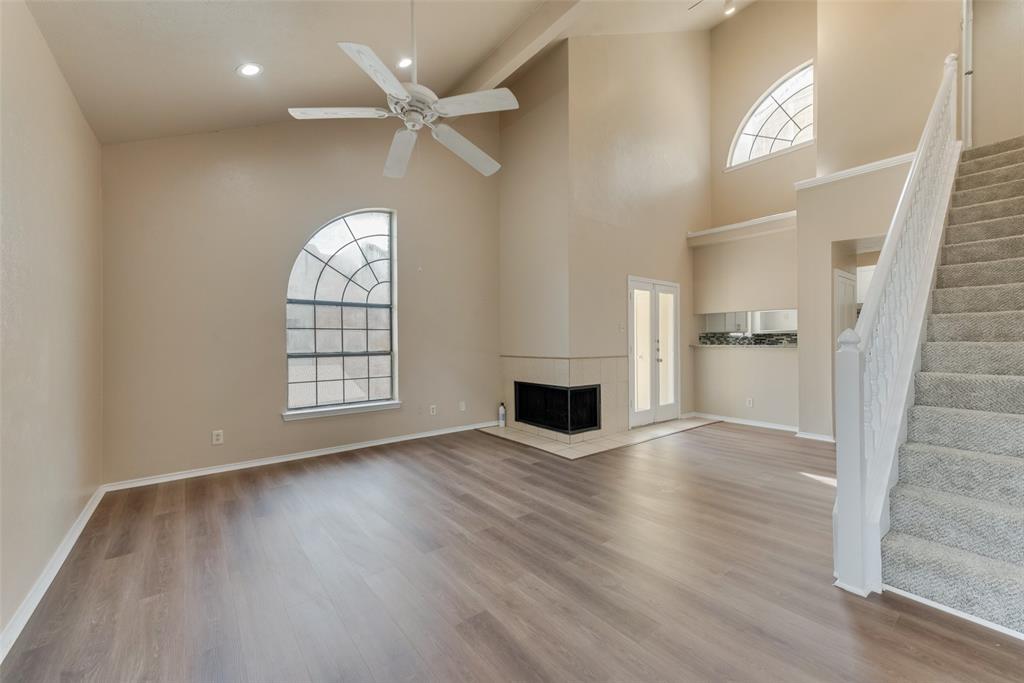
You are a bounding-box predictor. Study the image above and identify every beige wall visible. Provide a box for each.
[102,116,501,482]
[1,0,103,630]
[816,0,961,174]
[710,0,817,225]
[694,348,799,428]
[796,161,911,438]
[499,42,571,358]
[691,223,798,428]
[972,0,1024,146]
[857,250,882,267]
[497,32,709,420]
[566,32,709,417]
[692,228,798,314]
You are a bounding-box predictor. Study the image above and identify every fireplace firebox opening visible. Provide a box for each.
[514,381,600,435]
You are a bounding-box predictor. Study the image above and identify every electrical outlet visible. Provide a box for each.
[429,404,437,416]
[745,398,754,408]
[458,400,466,412]
[211,429,224,445]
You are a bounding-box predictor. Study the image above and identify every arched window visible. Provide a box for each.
[285,210,395,412]
[728,62,813,168]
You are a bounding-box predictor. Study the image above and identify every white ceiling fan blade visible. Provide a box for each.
[289,107,391,119]
[384,128,418,179]
[338,42,411,103]
[433,88,520,117]
[431,124,500,176]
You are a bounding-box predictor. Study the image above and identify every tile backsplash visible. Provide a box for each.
[699,332,798,346]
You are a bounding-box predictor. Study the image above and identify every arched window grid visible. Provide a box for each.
[285,209,396,411]
[728,61,814,169]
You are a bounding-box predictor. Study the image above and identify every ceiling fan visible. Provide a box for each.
[288,1,518,178]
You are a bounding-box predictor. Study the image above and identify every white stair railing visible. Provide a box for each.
[833,54,962,596]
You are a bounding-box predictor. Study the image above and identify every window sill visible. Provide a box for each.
[724,139,815,174]
[282,399,402,421]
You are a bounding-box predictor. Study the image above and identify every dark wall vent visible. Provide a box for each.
[514,381,600,435]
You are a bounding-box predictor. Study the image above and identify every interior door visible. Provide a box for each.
[629,278,680,427]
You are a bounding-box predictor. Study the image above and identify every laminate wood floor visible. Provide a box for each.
[4,423,1023,682]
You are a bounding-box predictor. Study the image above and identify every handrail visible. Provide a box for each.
[833,54,962,595]
[855,55,958,349]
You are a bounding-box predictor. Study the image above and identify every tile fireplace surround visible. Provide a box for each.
[496,356,715,460]
[501,356,628,444]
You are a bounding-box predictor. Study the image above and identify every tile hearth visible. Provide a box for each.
[479,417,719,460]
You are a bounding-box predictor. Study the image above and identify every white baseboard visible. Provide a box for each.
[882,584,1024,643]
[0,419,496,665]
[833,579,874,597]
[105,420,498,491]
[0,487,105,663]
[692,412,797,433]
[795,431,836,443]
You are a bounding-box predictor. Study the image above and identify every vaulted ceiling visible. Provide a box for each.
[28,0,741,144]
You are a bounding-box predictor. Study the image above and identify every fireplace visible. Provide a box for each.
[514,381,600,435]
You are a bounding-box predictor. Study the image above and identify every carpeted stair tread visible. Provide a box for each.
[932,282,1024,313]
[961,135,1024,162]
[957,161,1024,191]
[948,196,1024,226]
[915,372,1024,414]
[936,255,1024,287]
[907,405,1024,457]
[951,177,1024,208]
[942,233,1024,264]
[958,146,1024,176]
[928,310,1024,342]
[889,484,1024,565]
[921,342,1024,375]
[956,161,1024,191]
[900,441,1024,506]
[945,214,1024,245]
[881,532,1024,632]
[883,135,1024,634]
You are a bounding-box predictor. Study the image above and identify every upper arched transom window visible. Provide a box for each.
[728,62,813,168]
[285,210,395,412]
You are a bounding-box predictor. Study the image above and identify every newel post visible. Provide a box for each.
[833,328,869,594]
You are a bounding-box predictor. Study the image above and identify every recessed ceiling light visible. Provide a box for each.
[723,0,736,15]
[236,62,263,77]
[397,57,413,69]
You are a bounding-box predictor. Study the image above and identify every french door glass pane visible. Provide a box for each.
[658,290,675,406]
[633,288,651,412]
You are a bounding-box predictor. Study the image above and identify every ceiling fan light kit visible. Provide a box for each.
[288,2,518,179]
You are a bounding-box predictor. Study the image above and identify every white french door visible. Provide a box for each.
[628,277,680,427]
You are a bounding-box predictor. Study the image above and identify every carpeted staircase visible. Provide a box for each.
[881,134,1024,634]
